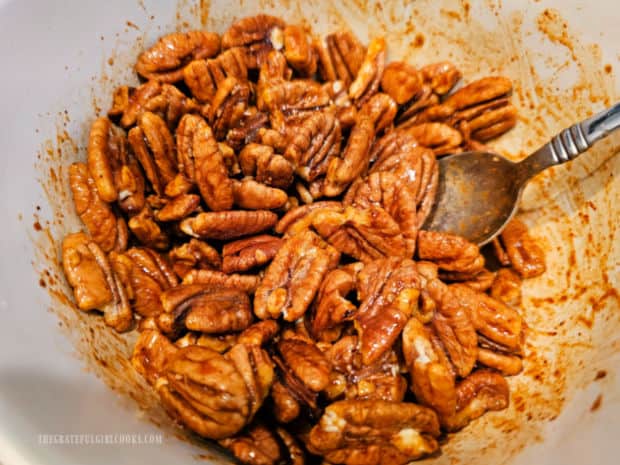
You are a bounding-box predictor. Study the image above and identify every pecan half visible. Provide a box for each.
[180,210,278,240]
[109,247,178,318]
[69,162,127,252]
[128,207,169,250]
[271,380,302,424]
[380,61,423,105]
[284,111,341,182]
[283,25,317,76]
[62,232,132,331]
[155,194,200,222]
[183,47,248,102]
[355,258,421,364]
[191,115,234,211]
[258,79,330,115]
[490,268,522,306]
[87,117,145,214]
[417,230,485,276]
[209,77,252,140]
[316,30,366,85]
[443,370,509,432]
[227,110,270,152]
[169,239,221,278]
[136,31,220,82]
[348,37,385,107]
[233,178,288,210]
[279,338,332,392]
[182,269,261,293]
[159,284,252,335]
[221,15,286,69]
[310,266,359,341]
[219,423,286,465]
[254,230,340,321]
[323,117,375,196]
[345,171,418,257]
[222,235,282,273]
[239,143,294,189]
[402,317,456,420]
[420,61,462,95]
[238,320,280,346]
[403,122,463,156]
[156,345,251,439]
[499,219,546,278]
[307,400,440,465]
[131,329,178,385]
[128,111,178,195]
[357,93,397,133]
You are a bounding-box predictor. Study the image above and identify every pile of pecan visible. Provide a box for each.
[61,15,546,465]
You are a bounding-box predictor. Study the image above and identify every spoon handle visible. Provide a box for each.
[518,101,620,179]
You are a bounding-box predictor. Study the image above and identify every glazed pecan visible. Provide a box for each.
[307,400,440,465]
[429,282,478,378]
[323,117,375,196]
[219,423,286,465]
[180,210,278,240]
[355,258,421,364]
[454,269,496,292]
[158,284,252,335]
[221,15,286,69]
[477,347,523,376]
[310,266,360,341]
[348,37,385,106]
[128,206,169,250]
[449,284,525,353]
[110,81,201,129]
[237,320,280,346]
[131,329,178,385]
[226,342,275,416]
[233,178,288,210]
[136,31,220,82]
[209,77,252,140]
[183,47,248,102]
[62,232,132,332]
[87,117,145,214]
[283,25,317,76]
[403,122,463,156]
[69,162,127,252]
[316,30,366,85]
[312,205,409,262]
[128,111,178,195]
[109,247,178,318]
[271,380,302,423]
[490,268,522,306]
[420,76,517,142]
[156,345,252,439]
[190,114,234,210]
[499,219,546,278]
[254,230,340,321]
[443,370,509,432]
[380,61,423,105]
[227,110,270,152]
[222,235,282,273]
[182,269,261,293]
[275,201,343,234]
[258,79,330,115]
[154,194,200,222]
[176,332,238,354]
[420,61,462,95]
[283,111,341,182]
[239,143,294,189]
[345,171,418,257]
[279,338,331,393]
[417,230,485,276]
[402,317,456,420]
[357,93,397,133]
[169,239,221,278]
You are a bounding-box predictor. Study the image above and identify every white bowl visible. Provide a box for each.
[0,0,618,464]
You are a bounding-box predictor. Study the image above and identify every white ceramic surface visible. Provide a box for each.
[0,1,618,464]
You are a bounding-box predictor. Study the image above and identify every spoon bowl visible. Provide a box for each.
[423,101,620,245]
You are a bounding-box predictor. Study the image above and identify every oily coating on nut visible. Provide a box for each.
[59,13,549,465]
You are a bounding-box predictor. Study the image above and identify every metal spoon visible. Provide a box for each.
[423,102,620,245]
